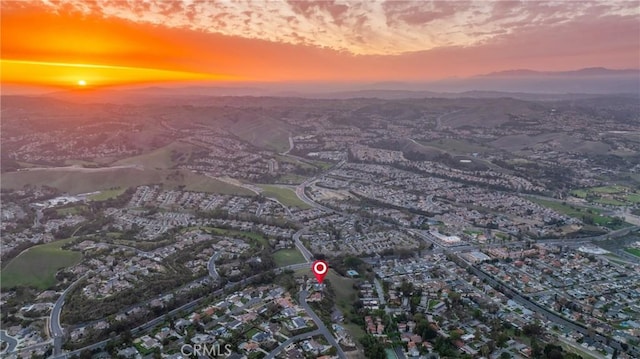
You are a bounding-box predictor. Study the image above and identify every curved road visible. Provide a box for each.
[50,274,88,356]
[0,330,18,353]
[293,228,314,262]
[265,329,322,359]
[207,252,221,280]
[293,160,345,214]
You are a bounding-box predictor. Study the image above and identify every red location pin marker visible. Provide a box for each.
[312,260,328,284]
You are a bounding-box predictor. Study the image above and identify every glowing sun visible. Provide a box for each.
[77,79,87,86]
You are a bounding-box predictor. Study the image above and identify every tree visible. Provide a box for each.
[500,352,511,359]
[531,337,543,359]
[400,279,414,297]
[523,323,543,337]
[415,320,437,340]
[360,335,386,359]
[545,345,563,359]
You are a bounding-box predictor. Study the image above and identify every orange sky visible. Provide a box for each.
[1,1,639,90]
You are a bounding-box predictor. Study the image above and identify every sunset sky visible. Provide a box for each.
[2,0,639,90]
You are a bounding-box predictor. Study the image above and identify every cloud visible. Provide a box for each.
[1,0,638,85]
[14,0,638,57]
[383,1,471,26]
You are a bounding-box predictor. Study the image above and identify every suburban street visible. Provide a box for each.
[43,260,322,359]
[296,290,346,359]
[207,252,220,280]
[50,274,88,356]
[467,264,637,357]
[264,329,322,359]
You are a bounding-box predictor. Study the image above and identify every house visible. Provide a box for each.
[117,347,141,359]
[252,331,270,342]
[292,317,307,329]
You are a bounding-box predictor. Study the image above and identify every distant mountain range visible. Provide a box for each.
[479,67,640,77]
[368,67,640,96]
[3,67,638,102]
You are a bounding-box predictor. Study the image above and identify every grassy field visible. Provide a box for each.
[595,198,626,206]
[113,141,197,169]
[63,159,98,167]
[56,205,87,216]
[323,271,364,340]
[273,248,306,267]
[275,155,318,171]
[624,248,640,258]
[627,194,640,203]
[570,185,639,206]
[528,197,629,229]
[88,187,126,201]
[291,268,358,307]
[309,160,334,171]
[258,185,311,209]
[570,189,589,198]
[592,185,626,194]
[276,174,309,185]
[529,198,595,217]
[291,267,361,339]
[229,118,291,153]
[421,138,494,155]
[1,238,82,289]
[1,168,253,196]
[198,227,268,247]
[327,272,359,309]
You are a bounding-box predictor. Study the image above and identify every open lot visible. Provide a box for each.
[1,238,82,289]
